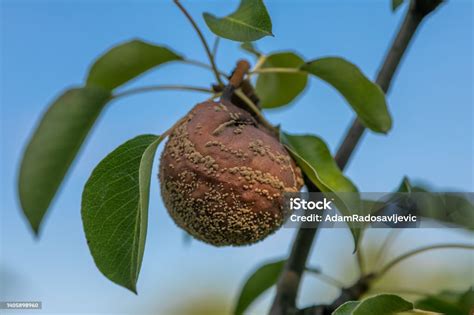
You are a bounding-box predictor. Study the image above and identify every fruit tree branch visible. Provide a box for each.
[269,1,444,314]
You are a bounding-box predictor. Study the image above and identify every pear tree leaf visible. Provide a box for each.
[392,0,405,11]
[459,288,474,313]
[203,0,273,42]
[415,287,473,315]
[332,301,360,315]
[280,132,361,249]
[87,39,183,91]
[415,296,465,315]
[234,259,285,315]
[352,294,414,314]
[256,52,308,108]
[302,57,391,134]
[333,294,415,315]
[81,134,162,293]
[390,178,474,230]
[280,133,357,193]
[18,87,111,234]
[397,176,412,193]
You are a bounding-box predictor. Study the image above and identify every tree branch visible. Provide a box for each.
[269,1,444,314]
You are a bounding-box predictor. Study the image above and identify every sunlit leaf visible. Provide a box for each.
[334,294,414,315]
[203,0,273,42]
[234,260,285,315]
[332,301,360,315]
[302,57,391,134]
[280,133,357,194]
[256,52,307,108]
[82,134,162,293]
[87,39,183,90]
[19,87,111,234]
[280,132,361,249]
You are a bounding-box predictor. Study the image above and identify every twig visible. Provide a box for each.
[250,67,305,75]
[373,229,402,267]
[251,54,268,72]
[221,60,250,101]
[173,0,224,86]
[375,243,474,279]
[212,37,220,58]
[181,59,228,78]
[356,246,366,276]
[306,267,346,288]
[112,85,213,99]
[269,1,444,314]
[298,274,376,315]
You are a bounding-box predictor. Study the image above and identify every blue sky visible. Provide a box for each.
[1,1,473,314]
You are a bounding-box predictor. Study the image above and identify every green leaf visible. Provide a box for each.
[416,297,464,315]
[415,287,473,315]
[87,39,183,91]
[302,57,391,134]
[81,134,162,293]
[332,295,415,315]
[203,0,273,42]
[397,176,412,193]
[393,179,474,230]
[459,287,474,313]
[18,87,111,234]
[240,42,262,57]
[234,259,285,315]
[392,0,405,11]
[280,132,361,249]
[333,301,360,315]
[280,133,357,193]
[353,294,414,315]
[418,192,474,229]
[256,52,308,108]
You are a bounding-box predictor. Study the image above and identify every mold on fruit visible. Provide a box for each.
[159,100,303,246]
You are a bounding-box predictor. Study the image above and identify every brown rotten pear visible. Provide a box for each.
[159,100,303,246]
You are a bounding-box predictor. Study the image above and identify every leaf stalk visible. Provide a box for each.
[112,85,213,99]
[173,0,224,86]
[375,243,474,279]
